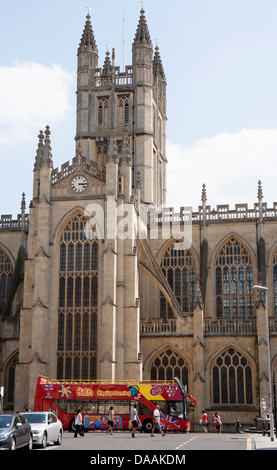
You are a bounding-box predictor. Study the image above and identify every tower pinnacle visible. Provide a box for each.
[78,12,98,52]
[133,8,152,46]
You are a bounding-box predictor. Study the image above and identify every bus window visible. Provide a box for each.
[98,401,109,415]
[152,400,168,414]
[169,401,184,417]
[137,402,152,416]
[112,401,131,416]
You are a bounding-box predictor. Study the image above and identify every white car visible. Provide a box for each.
[23,412,62,448]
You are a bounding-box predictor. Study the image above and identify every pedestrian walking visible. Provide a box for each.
[107,406,114,435]
[151,405,165,437]
[235,417,241,433]
[74,408,84,437]
[130,403,139,438]
[215,413,222,433]
[200,410,208,433]
[212,414,217,432]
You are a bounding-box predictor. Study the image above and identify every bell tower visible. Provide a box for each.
[75,8,167,207]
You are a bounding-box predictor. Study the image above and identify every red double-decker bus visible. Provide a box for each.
[34,376,196,433]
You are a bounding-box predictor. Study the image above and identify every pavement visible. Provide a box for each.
[253,433,277,450]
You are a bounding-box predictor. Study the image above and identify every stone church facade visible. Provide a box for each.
[1,9,277,428]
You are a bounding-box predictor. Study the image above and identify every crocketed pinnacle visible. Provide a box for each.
[133,8,152,46]
[102,50,112,75]
[34,126,53,170]
[257,180,263,201]
[153,45,165,79]
[78,13,97,51]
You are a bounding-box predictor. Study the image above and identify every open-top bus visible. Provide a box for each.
[34,376,196,433]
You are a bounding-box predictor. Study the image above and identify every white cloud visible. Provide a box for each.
[166,128,277,211]
[0,61,75,145]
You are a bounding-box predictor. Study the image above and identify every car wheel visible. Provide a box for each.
[41,431,47,448]
[69,419,75,432]
[10,437,16,450]
[26,435,33,450]
[54,430,62,445]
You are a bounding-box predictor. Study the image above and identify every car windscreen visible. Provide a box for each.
[23,413,46,424]
[0,415,12,428]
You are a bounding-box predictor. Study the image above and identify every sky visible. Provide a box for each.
[0,0,277,216]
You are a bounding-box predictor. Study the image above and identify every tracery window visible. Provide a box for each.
[215,237,253,319]
[0,247,13,312]
[160,244,196,320]
[212,348,253,405]
[98,97,109,126]
[57,213,98,381]
[150,349,189,391]
[118,96,129,124]
[273,250,277,317]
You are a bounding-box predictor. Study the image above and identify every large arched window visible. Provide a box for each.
[0,246,13,312]
[57,213,99,381]
[273,249,277,318]
[212,348,253,405]
[215,237,253,319]
[150,348,189,391]
[160,244,196,320]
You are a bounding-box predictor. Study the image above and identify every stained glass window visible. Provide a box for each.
[215,237,253,319]
[160,244,196,320]
[0,247,13,312]
[273,251,277,317]
[150,349,189,391]
[212,348,253,405]
[57,213,98,381]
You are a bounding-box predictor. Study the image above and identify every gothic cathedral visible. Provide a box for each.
[1,9,277,429]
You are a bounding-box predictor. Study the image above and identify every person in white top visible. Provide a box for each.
[74,409,84,437]
[130,404,139,438]
[151,405,165,437]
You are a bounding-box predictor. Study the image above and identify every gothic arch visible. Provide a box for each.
[206,343,256,406]
[156,236,199,268]
[208,232,256,269]
[3,350,19,409]
[211,234,255,320]
[0,244,15,312]
[270,244,277,317]
[52,205,105,246]
[266,239,277,267]
[0,243,15,266]
[143,344,193,390]
[55,210,99,381]
[159,239,199,317]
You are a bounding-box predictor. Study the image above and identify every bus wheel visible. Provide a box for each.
[142,419,153,433]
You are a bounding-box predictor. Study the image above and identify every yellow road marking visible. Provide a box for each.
[175,435,199,449]
[246,437,253,450]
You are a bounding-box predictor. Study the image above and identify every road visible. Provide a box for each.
[36,430,253,451]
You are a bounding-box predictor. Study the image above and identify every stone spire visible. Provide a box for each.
[153,45,166,79]
[34,130,44,169]
[257,180,264,225]
[43,125,53,168]
[133,8,152,46]
[78,13,98,52]
[34,126,53,170]
[102,50,113,75]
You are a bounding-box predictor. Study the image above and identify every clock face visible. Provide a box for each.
[71,175,88,192]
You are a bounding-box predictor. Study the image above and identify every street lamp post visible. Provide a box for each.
[253,285,274,441]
